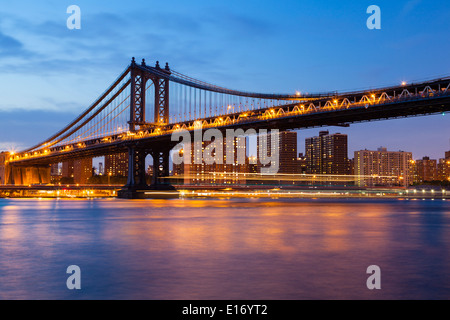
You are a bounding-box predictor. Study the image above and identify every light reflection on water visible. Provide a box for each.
[0,198,449,300]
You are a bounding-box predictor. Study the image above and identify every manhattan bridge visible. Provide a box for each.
[3,58,450,198]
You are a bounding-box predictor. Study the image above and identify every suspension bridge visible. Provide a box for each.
[3,58,450,198]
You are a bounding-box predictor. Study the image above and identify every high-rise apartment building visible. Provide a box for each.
[257,131,297,174]
[437,151,450,182]
[296,153,307,174]
[415,156,438,183]
[305,131,349,175]
[73,158,92,184]
[105,152,128,177]
[62,160,74,179]
[354,147,413,187]
[438,158,450,182]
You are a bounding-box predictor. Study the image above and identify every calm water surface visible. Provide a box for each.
[0,198,449,300]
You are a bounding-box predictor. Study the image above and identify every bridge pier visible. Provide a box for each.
[1,152,51,186]
[13,166,51,185]
[117,144,177,199]
[0,152,9,185]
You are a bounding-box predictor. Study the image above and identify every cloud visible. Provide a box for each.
[0,31,31,57]
[0,10,134,76]
[0,109,78,150]
[0,98,81,114]
[0,32,21,49]
[0,6,276,82]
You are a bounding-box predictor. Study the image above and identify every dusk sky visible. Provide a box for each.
[1,0,450,159]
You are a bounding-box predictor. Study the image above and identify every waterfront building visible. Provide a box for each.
[62,160,74,179]
[73,158,93,184]
[354,147,413,187]
[305,131,349,175]
[415,156,438,183]
[348,158,355,178]
[437,158,450,182]
[257,130,298,174]
[296,153,307,174]
[105,152,128,177]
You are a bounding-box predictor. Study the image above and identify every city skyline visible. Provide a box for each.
[0,1,450,159]
[39,129,450,188]
[247,129,450,164]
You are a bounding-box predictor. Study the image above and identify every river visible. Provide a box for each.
[0,198,448,300]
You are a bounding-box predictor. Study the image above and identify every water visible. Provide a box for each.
[0,197,449,300]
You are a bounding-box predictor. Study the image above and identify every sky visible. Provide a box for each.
[0,0,450,159]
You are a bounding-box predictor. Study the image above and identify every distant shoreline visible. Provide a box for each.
[1,184,449,200]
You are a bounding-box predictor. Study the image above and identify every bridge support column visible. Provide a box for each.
[125,145,147,188]
[150,148,173,189]
[117,144,177,199]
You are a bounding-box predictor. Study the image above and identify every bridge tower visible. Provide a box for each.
[119,58,176,199]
